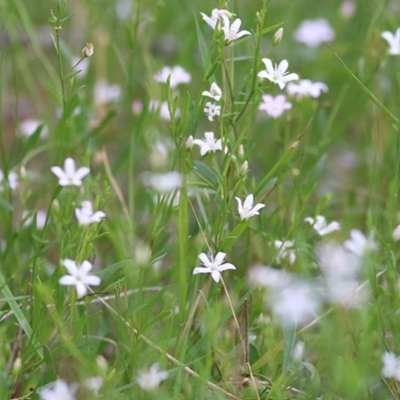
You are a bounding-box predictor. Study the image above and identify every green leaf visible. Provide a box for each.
[192,161,219,189]
[96,260,133,279]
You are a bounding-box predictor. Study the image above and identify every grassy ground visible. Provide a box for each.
[1,0,400,399]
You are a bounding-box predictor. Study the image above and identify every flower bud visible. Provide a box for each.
[82,42,94,58]
[186,135,194,149]
[241,160,249,175]
[238,144,245,159]
[273,28,283,45]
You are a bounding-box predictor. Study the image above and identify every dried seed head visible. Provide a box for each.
[82,42,94,57]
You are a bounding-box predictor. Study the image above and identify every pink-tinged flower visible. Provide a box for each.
[154,66,191,88]
[202,82,222,101]
[38,379,78,400]
[137,363,169,391]
[193,252,236,283]
[294,19,335,48]
[51,158,90,187]
[304,215,340,236]
[343,229,378,257]
[257,59,299,90]
[203,102,221,121]
[258,94,292,118]
[381,29,400,55]
[59,259,101,298]
[75,201,106,226]
[274,240,296,264]
[200,9,234,30]
[221,16,251,43]
[235,194,265,220]
[193,132,222,156]
[18,119,48,138]
[143,171,182,193]
[94,79,121,106]
[340,0,356,18]
[287,79,328,99]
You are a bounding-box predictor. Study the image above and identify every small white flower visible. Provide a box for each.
[154,66,191,88]
[51,158,90,187]
[193,132,222,156]
[23,210,47,229]
[200,9,234,30]
[393,225,400,241]
[382,352,400,381]
[273,27,284,45]
[257,59,299,90]
[235,194,265,220]
[75,201,106,226]
[340,0,356,18]
[94,79,121,106]
[294,19,335,48]
[193,252,236,283]
[203,102,221,121]
[274,240,296,264]
[18,119,48,138]
[144,171,182,193]
[381,29,400,55]
[0,170,19,191]
[137,363,169,391]
[258,94,292,118]
[344,229,378,257]
[38,379,78,400]
[221,16,251,43]
[202,82,222,101]
[287,79,328,99]
[59,259,101,298]
[305,215,340,236]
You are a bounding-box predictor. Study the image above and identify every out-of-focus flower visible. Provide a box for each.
[51,157,90,187]
[193,132,222,156]
[257,59,299,90]
[193,252,236,283]
[82,376,103,396]
[144,171,182,193]
[132,99,143,114]
[150,141,169,169]
[235,194,265,220]
[202,82,222,101]
[94,79,121,106]
[304,215,340,236]
[344,229,378,257]
[258,94,292,118]
[22,210,47,229]
[221,16,251,43]
[381,29,400,55]
[248,265,293,290]
[203,102,221,121]
[382,352,400,381]
[393,225,400,241]
[292,341,305,361]
[116,0,132,20]
[287,79,328,99]
[134,241,152,265]
[75,201,106,226]
[18,119,48,138]
[149,100,180,121]
[340,0,356,18]
[200,9,234,30]
[137,363,169,391]
[294,19,335,48]
[0,170,19,191]
[154,66,191,88]
[38,379,78,400]
[273,27,283,45]
[59,259,101,298]
[274,240,296,264]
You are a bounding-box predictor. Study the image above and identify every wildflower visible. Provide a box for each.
[0,170,19,191]
[51,157,90,187]
[273,27,283,45]
[247,265,293,290]
[393,225,400,241]
[94,79,121,105]
[38,379,78,400]
[193,132,222,156]
[143,171,182,193]
[340,0,356,18]
[22,210,47,229]
[235,194,265,220]
[304,215,340,236]
[59,259,101,298]
[202,82,222,101]
[274,240,296,264]
[382,352,400,381]
[75,201,106,226]
[258,94,292,118]
[154,66,191,88]
[221,16,251,43]
[257,59,299,90]
[294,19,335,48]
[343,229,378,257]
[200,9,234,30]
[193,252,236,283]
[137,363,169,391]
[287,79,328,99]
[203,102,221,121]
[381,29,400,55]
[82,42,94,57]
[18,119,48,138]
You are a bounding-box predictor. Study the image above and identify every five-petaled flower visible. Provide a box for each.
[257,59,299,90]
[287,79,328,99]
[137,363,169,391]
[258,94,292,118]
[202,82,222,101]
[193,252,236,283]
[193,132,222,156]
[203,102,221,121]
[38,379,78,400]
[200,9,233,30]
[51,157,90,187]
[235,194,265,220]
[59,259,101,298]
[221,16,251,43]
[75,201,106,226]
[381,28,400,55]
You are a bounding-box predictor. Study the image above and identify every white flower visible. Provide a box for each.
[221,16,251,43]
[94,79,121,106]
[382,352,400,381]
[51,158,90,187]
[304,215,340,236]
[273,27,284,45]
[59,259,101,298]
[144,171,182,193]
[393,225,400,241]
[200,9,234,30]
[22,210,47,229]
[294,19,335,48]
[344,229,378,257]
[193,252,236,283]
[137,363,169,391]
[258,94,292,118]
[287,79,328,99]
[75,201,106,226]
[202,82,222,101]
[235,194,265,220]
[381,29,400,55]
[83,376,104,395]
[154,66,191,88]
[257,59,299,90]
[274,240,296,264]
[193,132,222,156]
[38,379,78,400]
[247,265,293,290]
[340,0,356,18]
[203,102,221,121]
[0,170,19,191]
[18,119,48,138]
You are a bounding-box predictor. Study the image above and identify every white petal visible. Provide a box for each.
[211,270,221,282]
[214,252,226,265]
[243,194,254,210]
[218,262,236,272]
[193,266,211,275]
[198,253,211,267]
